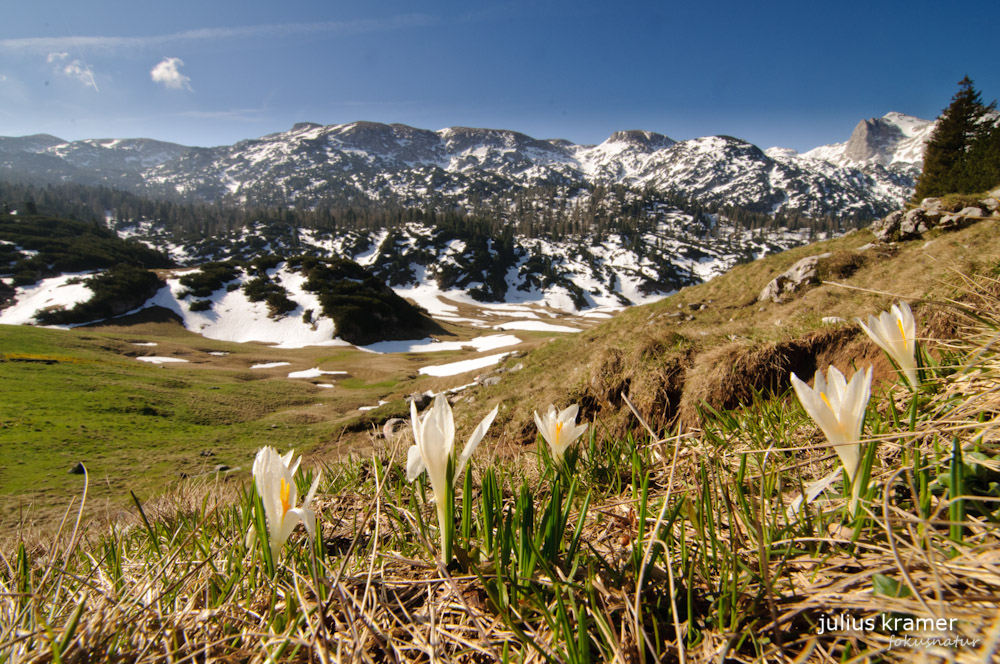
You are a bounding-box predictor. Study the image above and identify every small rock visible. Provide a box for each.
[480,375,502,388]
[199,449,215,457]
[822,316,846,325]
[979,197,998,212]
[408,392,432,410]
[939,207,982,230]
[758,253,830,303]
[899,208,929,239]
[871,210,903,242]
[68,462,85,475]
[382,418,408,440]
[920,197,943,211]
[214,464,231,473]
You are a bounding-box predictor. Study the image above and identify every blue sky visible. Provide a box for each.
[2,0,998,152]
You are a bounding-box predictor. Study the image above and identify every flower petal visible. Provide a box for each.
[410,399,422,447]
[302,470,321,509]
[569,421,590,445]
[406,444,426,482]
[283,506,316,541]
[533,409,552,448]
[558,403,579,424]
[833,443,861,481]
[789,466,843,514]
[825,365,848,410]
[457,404,498,478]
[791,372,847,447]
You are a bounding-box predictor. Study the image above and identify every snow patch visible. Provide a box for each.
[494,321,581,333]
[287,368,348,379]
[0,274,94,326]
[418,352,512,377]
[361,334,520,354]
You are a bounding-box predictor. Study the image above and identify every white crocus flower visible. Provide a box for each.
[247,446,320,561]
[857,302,918,387]
[791,366,872,513]
[406,394,498,558]
[534,404,590,468]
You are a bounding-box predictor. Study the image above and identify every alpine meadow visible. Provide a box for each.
[3,13,1000,661]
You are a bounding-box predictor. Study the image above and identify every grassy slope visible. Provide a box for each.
[3,217,1000,662]
[464,222,1000,449]
[5,221,995,531]
[0,307,550,533]
[0,325,326,527]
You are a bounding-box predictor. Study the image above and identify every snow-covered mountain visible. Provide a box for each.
[1,113,932,220]
[0,135,190,188]
[1,112,939,345]
[784,112,934,171]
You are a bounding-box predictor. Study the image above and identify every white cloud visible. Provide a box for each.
[151,57,192,91]
[47,51,98,90]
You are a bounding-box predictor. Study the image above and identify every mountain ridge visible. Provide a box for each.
[1,113,931,220]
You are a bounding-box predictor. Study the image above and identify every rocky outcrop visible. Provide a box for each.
[843,117,905,165]
[758,253,831,303]
[871,210,905,242]
[870,189,999,242]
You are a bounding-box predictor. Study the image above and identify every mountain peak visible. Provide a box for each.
[799,112,934,168]
[842,117,905,164]
[605,130,675,150]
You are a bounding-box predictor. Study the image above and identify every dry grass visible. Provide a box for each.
[459,219,1000,456]
[4,267,1000,662]
[4,220,1000,663]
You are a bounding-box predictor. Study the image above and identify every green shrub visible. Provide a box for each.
[177,262,242,298]
[0,214,173,285]
[302,257,433,345]
[35,264,164,325]
[243,275,297,319]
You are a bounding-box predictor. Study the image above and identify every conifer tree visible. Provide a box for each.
[962,118,1000,192]
[914,76,997,200]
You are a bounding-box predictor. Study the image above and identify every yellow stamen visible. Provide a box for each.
[897,318,908,348]
[555,420,563,442]
[820,392,833,410]
[280,478,291,519]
